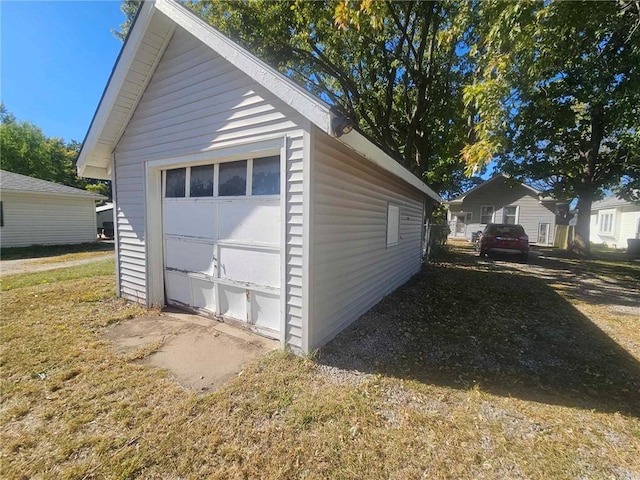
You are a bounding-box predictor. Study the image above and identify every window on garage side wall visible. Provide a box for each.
[387,204,400,247]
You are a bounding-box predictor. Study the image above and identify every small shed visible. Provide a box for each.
[0,170,105,248]
[77,0,440,353]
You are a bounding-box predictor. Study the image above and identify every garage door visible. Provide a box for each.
[162,157,281,338]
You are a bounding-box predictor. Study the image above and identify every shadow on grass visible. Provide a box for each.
[0,241,114,261]
[319,249,640,418]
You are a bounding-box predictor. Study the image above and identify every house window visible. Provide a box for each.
[465,212,472,223]
[190,164,214,197]
[165,168,186,198]
[387,204,400,247]
[600,213,613,234]
[252,156,280,195]
[503,206,518,225]
[218,160,247,196]
[480,206,494,224]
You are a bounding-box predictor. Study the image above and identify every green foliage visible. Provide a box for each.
[117,0,476,195]
[464,1,640,253]
[0,105,111,199]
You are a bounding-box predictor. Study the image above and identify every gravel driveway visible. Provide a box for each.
[0,252,114,276]
[318,245,640,417]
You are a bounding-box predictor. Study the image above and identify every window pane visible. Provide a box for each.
[190,165,214,197]
[504,206,517,224]
[252,156,280,195]
[166,168,186,198]
[480,206,494,224]
[218,161,247,196]
[387,204,400,246]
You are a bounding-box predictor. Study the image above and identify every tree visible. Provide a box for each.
[464,1,640,254]
[0,105,112,198]
[116,0,480,196]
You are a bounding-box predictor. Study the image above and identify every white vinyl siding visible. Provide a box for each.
[590,206,640,247]
[0,192,97,248]
[113,26,307,350]
[310,127,425,351]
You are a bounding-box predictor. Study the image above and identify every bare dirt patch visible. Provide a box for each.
[104,311,278,392]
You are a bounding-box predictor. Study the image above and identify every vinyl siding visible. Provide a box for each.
[590,206,640,247]
[448,179,556,244]
[113,26,306,350]
[310,127,425,350]
[0,192,97,247]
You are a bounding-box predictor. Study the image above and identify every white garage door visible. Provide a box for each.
[162,157,281,338]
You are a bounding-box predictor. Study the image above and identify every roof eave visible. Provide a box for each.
[77,0,157,179]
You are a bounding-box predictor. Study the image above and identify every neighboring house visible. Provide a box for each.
[445,174,557,245]
[76,0,440,354]
[589,196,640,248]
[0,170,105,248]
[96,202,114,229]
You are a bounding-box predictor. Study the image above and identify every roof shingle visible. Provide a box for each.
[0,170,106,199]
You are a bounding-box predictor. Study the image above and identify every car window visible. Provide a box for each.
[484,224,525,236]
[497,225,524,236]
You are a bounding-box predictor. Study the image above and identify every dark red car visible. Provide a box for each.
[477,223,529,261]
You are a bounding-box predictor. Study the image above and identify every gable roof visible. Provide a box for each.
[446,174,543,205]
[591,195,638,210]
[76,0,440,202]
[0,170,105,199]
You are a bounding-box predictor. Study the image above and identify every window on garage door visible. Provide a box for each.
[164,157,280,198]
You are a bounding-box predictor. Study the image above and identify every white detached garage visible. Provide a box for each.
[77,0,440,354]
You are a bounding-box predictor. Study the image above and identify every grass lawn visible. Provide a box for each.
[1,249,639,479]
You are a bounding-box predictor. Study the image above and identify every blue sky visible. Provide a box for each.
[1,1,125,142]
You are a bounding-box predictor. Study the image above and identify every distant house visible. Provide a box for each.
[445,174,557,245]
[0,170,105,248]
[589,196,640,248]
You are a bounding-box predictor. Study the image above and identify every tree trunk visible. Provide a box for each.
[570,103,605,256]
[572,191,594,256]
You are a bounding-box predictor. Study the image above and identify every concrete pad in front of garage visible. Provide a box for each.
[104,310,278,392]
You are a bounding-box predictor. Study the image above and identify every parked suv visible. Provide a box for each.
[477,223,529,261]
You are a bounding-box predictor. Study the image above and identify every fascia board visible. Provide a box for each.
[337,130,441,202]
[76,0,157,177]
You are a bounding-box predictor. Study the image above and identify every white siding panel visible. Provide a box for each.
[310,128,425,350]
[113,25,306,350]
[0,192,97,248]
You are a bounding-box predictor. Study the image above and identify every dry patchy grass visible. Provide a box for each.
[1,249,639,479]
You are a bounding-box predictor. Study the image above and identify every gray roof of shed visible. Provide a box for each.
[0,170,105,199]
